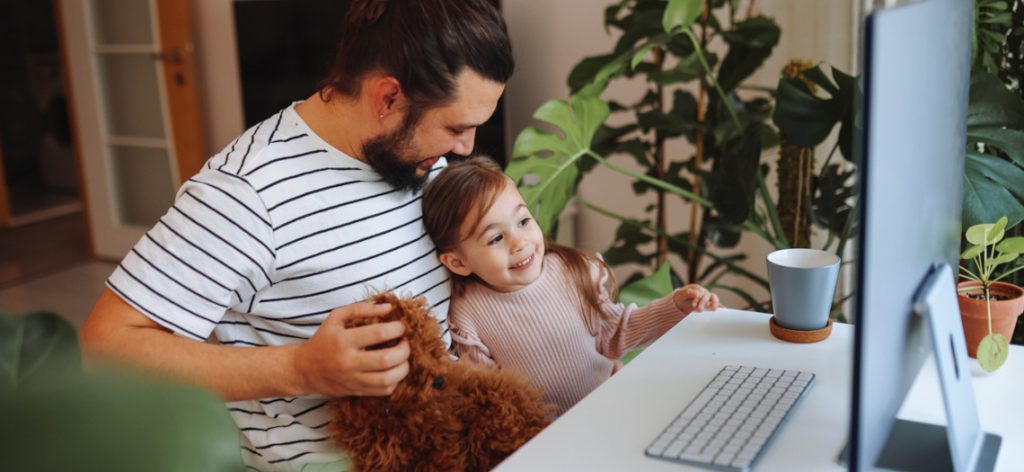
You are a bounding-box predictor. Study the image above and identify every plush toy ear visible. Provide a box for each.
[439,251,472,277]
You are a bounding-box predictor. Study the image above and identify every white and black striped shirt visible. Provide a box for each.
[107,103,451,471]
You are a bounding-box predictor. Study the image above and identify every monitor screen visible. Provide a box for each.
[850,0,972,469]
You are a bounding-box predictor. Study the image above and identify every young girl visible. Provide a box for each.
[421,157,720,415]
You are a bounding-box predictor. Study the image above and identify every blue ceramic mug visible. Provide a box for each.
[766,248,840,331]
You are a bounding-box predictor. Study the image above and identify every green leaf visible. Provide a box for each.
[811,163,857,235]
[996,236,1024,254]
[620,348,644,364]
[508,94,611,235]
[662,0,703,33]
[992,252,1019,266]
[0,311,81,393]
[772,66,843,147]
[709,123,764,225]
[967,70,1024,130]
[961,244,985,259]
[648,50,716,85]
[603,220,655,266]
[968,126,1024,168]
[716,16,780,93]
[965,216,1008,246]
[0,369,246,472]
[963,152,1024,228]
[568,54,618,94]
[977,333,1009,372]
[631,43,656,70]
[619,261,674,307]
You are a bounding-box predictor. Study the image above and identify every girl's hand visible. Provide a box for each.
[672,284,721,314]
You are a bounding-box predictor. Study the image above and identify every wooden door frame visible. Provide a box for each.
[156,0,207,182]
[57,0,208,259]
[52,0,94,254]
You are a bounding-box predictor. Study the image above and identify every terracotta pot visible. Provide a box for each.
[957,281,1024,358]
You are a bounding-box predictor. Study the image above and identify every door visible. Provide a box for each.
[58,0,206,259]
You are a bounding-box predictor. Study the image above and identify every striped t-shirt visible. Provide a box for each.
[449,253,684,416]
[107,103,452,471]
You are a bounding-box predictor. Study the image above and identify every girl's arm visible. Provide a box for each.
[594,264,712,360]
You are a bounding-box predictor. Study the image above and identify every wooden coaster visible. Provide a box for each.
[769,316,832,343]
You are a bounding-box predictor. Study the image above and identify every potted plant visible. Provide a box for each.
[958,216,1024,372]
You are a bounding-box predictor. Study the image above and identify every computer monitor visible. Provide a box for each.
[850,0,1001,470]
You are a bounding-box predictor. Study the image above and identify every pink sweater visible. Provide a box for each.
[449,253,686,415]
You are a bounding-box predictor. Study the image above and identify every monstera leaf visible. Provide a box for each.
[0,311,81,393]
[507,93,610,235]
[963,70,1024,228]
[772,65,856,161]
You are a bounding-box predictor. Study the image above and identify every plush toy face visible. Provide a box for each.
[330,293,553,471]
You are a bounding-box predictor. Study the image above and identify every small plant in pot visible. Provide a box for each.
[958,216,1024,372]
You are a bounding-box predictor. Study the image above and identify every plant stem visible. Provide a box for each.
[985,285,993,335]
[681,30,743,131]
[993,264,1024,282]
[585,150,713,207]
[960,264,982,282]
[688,0,711,284]
[757,169,789,248]
[653,46,668,268]
[820,140,840,173]
[580,198,770,289]
[741,219,782,247]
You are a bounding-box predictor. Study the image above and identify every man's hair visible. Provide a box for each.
[319,0,514,110]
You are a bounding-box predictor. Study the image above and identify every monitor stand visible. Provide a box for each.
[875,263,1001,472]
[839,264,1002,471]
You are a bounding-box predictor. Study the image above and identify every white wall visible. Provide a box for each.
[504,0,860,308]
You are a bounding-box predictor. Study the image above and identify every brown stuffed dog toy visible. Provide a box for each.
[330,292,554,471]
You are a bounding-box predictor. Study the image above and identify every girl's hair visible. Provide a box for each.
[422,157,618,331]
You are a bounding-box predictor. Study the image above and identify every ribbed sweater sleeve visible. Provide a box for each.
[592,261,687,359]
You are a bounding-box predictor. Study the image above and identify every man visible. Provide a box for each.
[80,1,513,470]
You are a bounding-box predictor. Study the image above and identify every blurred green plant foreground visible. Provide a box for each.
[0,311,246,472]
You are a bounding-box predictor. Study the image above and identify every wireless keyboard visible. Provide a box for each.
[644,365,815,471]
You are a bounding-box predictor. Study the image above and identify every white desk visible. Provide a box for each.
[496,309,1023,471]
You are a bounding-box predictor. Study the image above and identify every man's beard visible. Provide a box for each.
[362,116,431,193]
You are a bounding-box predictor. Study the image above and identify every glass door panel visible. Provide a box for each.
[109,145,174,226]
[90,0,154,45]
[96,54,166,139]
[86,0,175,232]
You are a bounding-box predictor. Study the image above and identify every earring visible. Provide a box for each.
[379,112,385,119]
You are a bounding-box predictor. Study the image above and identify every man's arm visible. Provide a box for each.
[80,288,411,401]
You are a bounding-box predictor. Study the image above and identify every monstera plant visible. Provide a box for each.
[506,0,856,312]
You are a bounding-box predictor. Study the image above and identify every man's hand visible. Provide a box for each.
[292,301,411,397]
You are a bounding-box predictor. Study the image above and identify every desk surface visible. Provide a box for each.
[496,309,1023,471]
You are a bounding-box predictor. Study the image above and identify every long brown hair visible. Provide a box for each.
[422,157,618,331]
